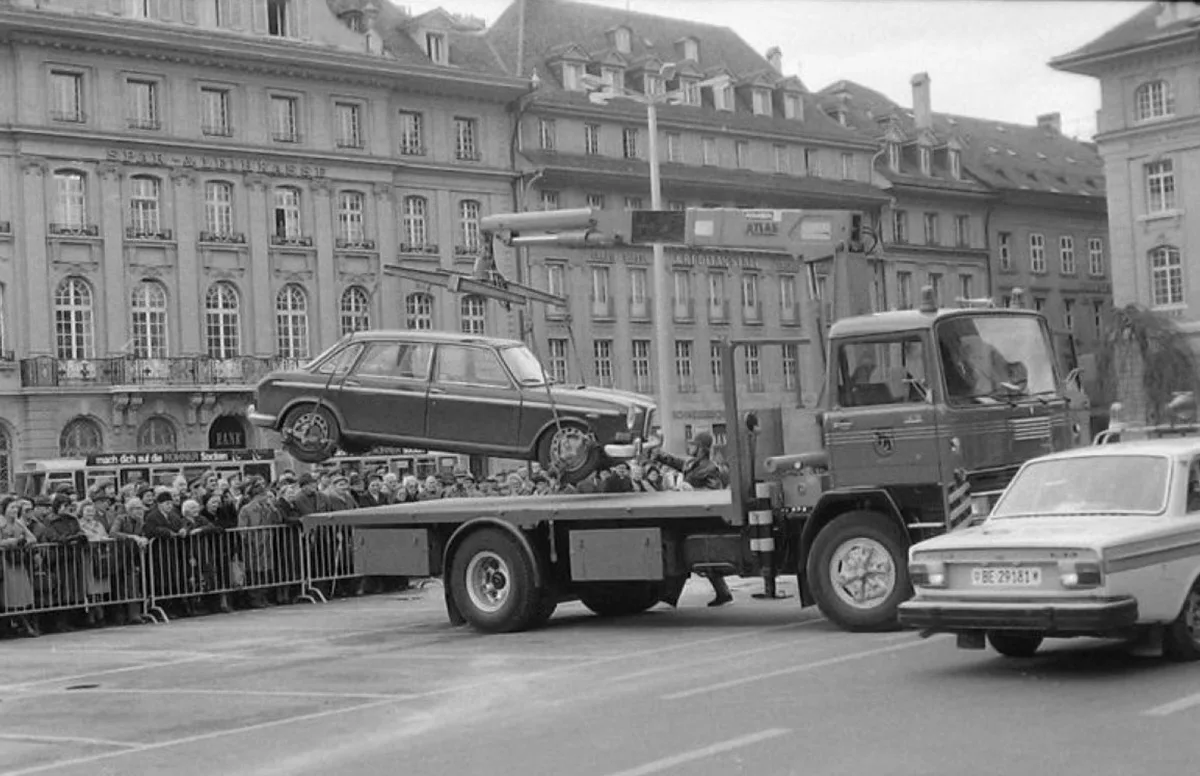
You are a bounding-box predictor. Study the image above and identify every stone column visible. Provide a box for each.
[372,181,399,329]
[310,177,337,349]
[97,162,127,356]
[19,157,50,356]
[244,174,272,357]
[170,169,201,354]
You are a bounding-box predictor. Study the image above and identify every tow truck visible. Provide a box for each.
[298,206,1084,633]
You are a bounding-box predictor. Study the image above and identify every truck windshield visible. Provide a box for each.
[936,315,1057,405]
[500,346,548,386]
[991,455,1170,517]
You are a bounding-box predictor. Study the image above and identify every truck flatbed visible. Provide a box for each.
[301,489,739,531]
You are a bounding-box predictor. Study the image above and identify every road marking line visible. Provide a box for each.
[11,687,421,702]
[662,636,940,701]
[599,728,791,776]
[0,734,144,750]
[1143,691,1200,717]
[0,655,216,693]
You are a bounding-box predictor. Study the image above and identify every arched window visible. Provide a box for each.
[337,190,366,244]
[406,292,433,330]
[136,416,177,453]
[275,283,309,361]
[60,416,103,457]
[129,175,161,235]
[0,426,11,494]
[402,195,428,249]
[273,186,302,241]
[204,181,234,238]
[1150,246,1184,308]
[205,282,241,359]
[460,295,486,335]
[130,280,168,358]
[52,169,88,230]
[340,286,371,335]
[54,276,94,360]
[1135,80,1174,122]
[459,199,481,253]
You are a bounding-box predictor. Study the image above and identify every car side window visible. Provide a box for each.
[1187,460,1200,513]
[836,338,929,407]
[435,345,511,388]
[355,342,402,377]
[313,344,363,375]
[396,343,433,380]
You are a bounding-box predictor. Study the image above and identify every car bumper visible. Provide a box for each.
[246,405,278,429]
[897,596,1139,635]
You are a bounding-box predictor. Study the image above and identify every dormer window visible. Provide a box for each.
[267,0,293,37]
[613,27,631,54]
[644,73,664,97]
[752,88,772,117]
[562,62,585,91]
[602,67,625,92]
[919,145,931,175]
[783,93,802,120]
[680,77,701,106]
[714,82,734,112]
[831,109,847,126]
[683,38,698,61]
[340,11,365,32]
[426,32,447,65]
[887,142,900,172]
[949,148,962,179]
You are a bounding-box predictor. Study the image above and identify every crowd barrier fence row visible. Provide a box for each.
[0,525,368,626]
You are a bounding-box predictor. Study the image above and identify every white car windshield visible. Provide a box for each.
[991,455,1171,517]
[500,346,549,386]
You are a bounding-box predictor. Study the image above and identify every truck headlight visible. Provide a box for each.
[1058,560,1103,589]
[910,560,947,588]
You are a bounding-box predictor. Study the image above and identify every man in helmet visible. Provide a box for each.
[648,431,733,606]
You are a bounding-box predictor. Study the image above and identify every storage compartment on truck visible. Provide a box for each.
[353,528,435,577]
[569,528,664,581]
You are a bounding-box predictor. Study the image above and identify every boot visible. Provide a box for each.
[707,574,733,607]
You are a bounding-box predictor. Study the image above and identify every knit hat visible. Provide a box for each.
[155,490,175,504]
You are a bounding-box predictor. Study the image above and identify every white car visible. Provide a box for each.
[898,437,1200,659]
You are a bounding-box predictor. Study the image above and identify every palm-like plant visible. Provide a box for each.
[1096,304,1200,425]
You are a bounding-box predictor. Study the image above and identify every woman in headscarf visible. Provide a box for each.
[0,496,39,637]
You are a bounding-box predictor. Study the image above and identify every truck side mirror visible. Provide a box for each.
[745,411,760,433]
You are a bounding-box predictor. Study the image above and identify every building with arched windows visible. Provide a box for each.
[0,0,530,487]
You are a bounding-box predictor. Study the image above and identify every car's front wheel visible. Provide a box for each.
[1163,579,1200,662]
[537,422,600,485]
[281,403,340,464]
[986,631,1044,658]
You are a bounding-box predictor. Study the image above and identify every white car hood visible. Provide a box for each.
[915,514,1174,554]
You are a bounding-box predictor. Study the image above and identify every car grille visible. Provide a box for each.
[1009,416,1051,441]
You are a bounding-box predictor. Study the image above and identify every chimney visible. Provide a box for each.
[911,72,931,131]
[766,46,782,74]
[1037,112,1062,134]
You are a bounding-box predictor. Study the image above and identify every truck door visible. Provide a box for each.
[825,334,940,489]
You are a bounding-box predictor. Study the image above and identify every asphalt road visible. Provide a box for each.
[3,577,1200,776]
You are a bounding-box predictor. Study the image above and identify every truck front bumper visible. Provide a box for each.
[246,405,278,429]
[898,596,1139,635]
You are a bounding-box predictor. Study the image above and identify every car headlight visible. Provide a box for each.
[1058,560,1103,589]
[909,560,947,588]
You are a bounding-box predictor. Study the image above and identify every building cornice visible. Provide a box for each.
[884,179,995,202]
[1093,113,1200,146]
[0,8,531,101]
[1050,29,1200,76]
[990,188,1108,215]
[882,243,990,262]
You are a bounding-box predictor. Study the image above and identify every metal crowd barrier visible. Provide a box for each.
[1,525,373,631]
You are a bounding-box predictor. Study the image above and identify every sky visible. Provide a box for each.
[400,0,1148,140]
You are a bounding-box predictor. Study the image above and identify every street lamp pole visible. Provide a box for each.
[644,99,677,448]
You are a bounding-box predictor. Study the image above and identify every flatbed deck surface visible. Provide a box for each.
[301,489,739,530]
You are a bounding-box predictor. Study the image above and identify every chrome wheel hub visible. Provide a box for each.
[1184,589,1200,646]
[289,409,330,450]
[465,551,511,614]
[829,537,896,610]
[550,427,591,471]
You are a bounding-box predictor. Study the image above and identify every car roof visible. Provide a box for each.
[340,330,525,348]
[1034,436,1200,463]
[828,308,1044,339]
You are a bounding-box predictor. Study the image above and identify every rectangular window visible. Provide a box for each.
[399,111,423,155]
[602,67,625,92]
[773,144,790,174]
[892,210,908,243]
[1034,297,1046,313]
[267,0,293,36]
[629,267,649,319]
[928,272,943,306]
[454,117,479,161]
[708,272,727,323]
[1088,238,1105,276]
[622,127,639,159]
[538,118,557,152]
[949,148,962,179]
[585,123,601,155]
[54,171,88,229]
[959,274,973,302]
[425,32,447,64]
[337,191,365,243]
[1030,233,1046,273]
[716,83,734,112]
[270,95,298,142]
[735,141,749,169]
[129,176,161,235]
[1151,246,1184,307]
[273,187,302,240]
[674,340,695,392]
[335,102,362,148]
[783,343,799,391]
[840,152,854,180]
[752,89,771,116]
[923,213,939,245]
[710,341,723,391]
[896,271,913,310]
[919,145,932,175]
[204,181,234,237]
[804,149,819,176]
[742,273,761,323]
[547,338,569,383]
[998,232,1012,270]
[1136,81,1174,122]
[1146,160,1176,213]
[126,78,160,130]
[593,340,614,388]
[586,193,606,210]
[631,340,652,393]
[459,200,481,252]
[539,190,559,211]
[545,263,566,297]
[50,71,84,122]
[682,78,701,106]
[666,132,681,163]
[784,93,801,120]
[201,87,231,136]
[1062,298,1075,332]
[702,137,717,166]
[624,197,644,211]
[1060,235,1076,274]
[954,215,969,247]
[562,62,583,91]
[643,74,664,96]
[668,200,686,211]
[673,270,693,321]
[1092,301,1104,335]
[780,275,798,323]
[744,344,763,392]
[591,266,612,318]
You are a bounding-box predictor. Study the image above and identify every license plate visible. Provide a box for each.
[971,567,1041,587]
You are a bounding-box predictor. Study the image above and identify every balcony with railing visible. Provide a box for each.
[48,223,100,237]
[19,355,298,389]
[199,231,246,244]
[272,131,300,143]
[398,243,439,256]
[454,244,482,257]
[399,144,426,156]
[335,237,377,251]
[270,234,313,247]
[126,226,174,241]
[127,117,162,131]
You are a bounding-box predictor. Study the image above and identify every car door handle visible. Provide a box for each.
[831,420,853,430]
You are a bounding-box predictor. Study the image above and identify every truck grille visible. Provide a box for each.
[1008,416,1051,441]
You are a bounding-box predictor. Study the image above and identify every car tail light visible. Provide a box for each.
[910,560,947,588]
[1058,560,1103,589]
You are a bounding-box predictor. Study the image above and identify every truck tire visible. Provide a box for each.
[537,423,601,486]
[986,631,1044,658]
[577,582,660,617]
[280,403,340,464]
[807,510,911,632]
[448,528,541,633]
[1163,579,1200,662]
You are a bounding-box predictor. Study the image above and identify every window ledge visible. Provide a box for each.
[1138,210,1184,223]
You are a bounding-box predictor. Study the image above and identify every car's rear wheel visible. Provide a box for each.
[448,528,540,633]
[986,631,1044,658]
[281,403,340,464]
[537,422,600,485]
[1163,580,1200,662]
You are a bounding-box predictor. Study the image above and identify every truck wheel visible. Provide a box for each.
[537,423,600,485]
[1163,579,1200,662]
[577,582,660,617]
[281,403,340,464]
[449,528,540,634]
[807,510,911,632]
[987,631,1044,658]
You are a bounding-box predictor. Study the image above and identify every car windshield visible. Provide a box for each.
[936,314,1058,405]
[500,346,549,386]
[990,455,1171,518]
